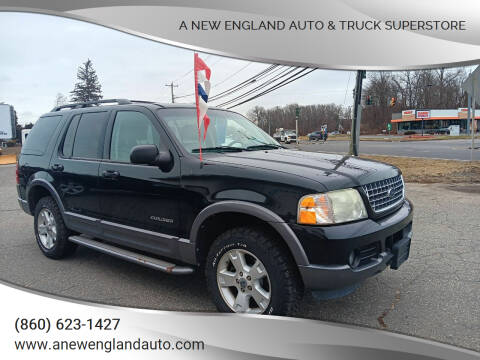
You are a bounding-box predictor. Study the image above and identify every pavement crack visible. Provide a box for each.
[377,262,429,329]
[377,290,401,329]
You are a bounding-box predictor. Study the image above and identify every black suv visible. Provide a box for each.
[17,99,413,315]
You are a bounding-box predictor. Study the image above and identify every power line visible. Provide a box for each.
[211,62,252,89]
[221,68,309,108]
[173,55,224,88]
[172,54,212,84]
[174,61,252,100]
[343,71,353,107]
[225,68,317,109]
[214,67,304,107]
[175,63,277,100]
[209,65,279,101]
[171,61,312,111]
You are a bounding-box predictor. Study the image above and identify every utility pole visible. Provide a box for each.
[462,65,480,159]
[471,76,476,161]
[467,95,471,134]
[350,70,366,156]
[165,82,179,103]
[295,106,300,146]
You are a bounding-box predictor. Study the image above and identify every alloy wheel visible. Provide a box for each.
[37,208,57,249]
[216,249,271,314]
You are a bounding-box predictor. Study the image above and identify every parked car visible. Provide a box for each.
[273,131,283,142]
[426,128,450,135]
[17,99,413,316]
[308,131,327,141]
[284,130,297,144]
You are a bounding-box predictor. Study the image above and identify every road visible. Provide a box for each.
[286,139,480,160]
[0,165,479,351]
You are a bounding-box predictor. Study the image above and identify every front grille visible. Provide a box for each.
[362,175,404,213]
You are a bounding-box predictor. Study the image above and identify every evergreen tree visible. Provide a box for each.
[70,59,103,102]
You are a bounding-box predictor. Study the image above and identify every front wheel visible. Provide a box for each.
[206,227,303,316]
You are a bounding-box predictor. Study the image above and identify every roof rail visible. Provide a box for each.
[129,100,165,107]
[51,98,132,112]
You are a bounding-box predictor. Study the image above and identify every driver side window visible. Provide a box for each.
[110,111,161,163]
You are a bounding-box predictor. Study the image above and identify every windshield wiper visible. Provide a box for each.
[192,146,245,153]
[246,144,284,150]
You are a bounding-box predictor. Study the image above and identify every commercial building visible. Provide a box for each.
[391,108,480,134]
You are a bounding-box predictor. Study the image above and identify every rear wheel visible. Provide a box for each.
[206,226,303,316]
[34,196,77,259]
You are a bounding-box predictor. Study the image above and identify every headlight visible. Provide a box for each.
[297,188,367,225]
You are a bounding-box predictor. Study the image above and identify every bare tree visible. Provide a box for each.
[362,68,468,133]
[253,103,345,135]
[249,67,469,135]
[54,93,68,107]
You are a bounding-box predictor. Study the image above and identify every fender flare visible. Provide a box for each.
[26,178,65,215]
[190,200,310,266]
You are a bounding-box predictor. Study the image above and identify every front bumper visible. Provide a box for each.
[295,199,413,290]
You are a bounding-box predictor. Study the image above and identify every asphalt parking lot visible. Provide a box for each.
[286,139,480,160]
[0,164,479,351]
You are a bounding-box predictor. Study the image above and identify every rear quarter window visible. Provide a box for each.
[22,115,63,155]
[72,111,108,159]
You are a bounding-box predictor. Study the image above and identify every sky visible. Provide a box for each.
[0,12,357,125]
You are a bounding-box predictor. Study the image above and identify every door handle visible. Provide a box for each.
[51,164,64,172]
[102,170,120,179]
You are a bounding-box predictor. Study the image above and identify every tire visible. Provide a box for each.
[205,226,303,316]
[34,196,77,259]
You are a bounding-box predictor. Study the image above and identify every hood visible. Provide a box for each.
[207,149,400,191]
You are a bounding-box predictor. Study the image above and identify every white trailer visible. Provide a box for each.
[21,129,31,144]
[0,104,16,140]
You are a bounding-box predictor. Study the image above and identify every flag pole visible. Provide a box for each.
[194,53,203,161]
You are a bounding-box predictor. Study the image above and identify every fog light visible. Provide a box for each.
[348,250,360,268]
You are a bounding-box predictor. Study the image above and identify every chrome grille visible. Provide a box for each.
[362,175,404,213]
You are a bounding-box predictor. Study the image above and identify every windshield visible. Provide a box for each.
[158,108,281,153]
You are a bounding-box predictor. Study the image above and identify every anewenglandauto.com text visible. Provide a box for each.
[14,338,206,353]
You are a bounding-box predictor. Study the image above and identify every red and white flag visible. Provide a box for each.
[194,53,211,160]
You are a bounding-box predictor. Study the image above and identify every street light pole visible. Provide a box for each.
[350,70,366,156]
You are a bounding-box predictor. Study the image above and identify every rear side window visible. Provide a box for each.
[22,115,62,154]
[72,112,108,159]
[62,115,80,157]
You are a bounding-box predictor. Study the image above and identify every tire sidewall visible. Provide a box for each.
[34,197,72,258]
[206,230,291,315]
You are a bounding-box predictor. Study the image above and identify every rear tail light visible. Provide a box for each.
[15,162,19,184]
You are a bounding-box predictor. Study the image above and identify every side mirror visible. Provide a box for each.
[130,145,173,171]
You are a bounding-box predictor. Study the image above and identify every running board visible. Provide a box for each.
[68,235,194,275]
